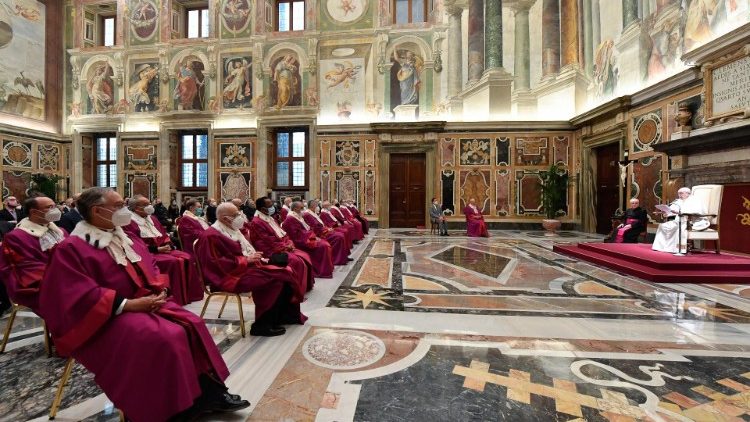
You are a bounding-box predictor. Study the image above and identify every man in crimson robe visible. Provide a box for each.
[38,187,248,422]
[343,199,369,235]
[196,203,306,336]
[280,197,292,221]
[123,195,203,305]
[304,199,352,265]
[321,201,360,243]
[249,197,314,293]
[179,198,209,256]
[332,200,364,240]
[282,201,335,278]
[0,196,67,312]
[464,197,489,237]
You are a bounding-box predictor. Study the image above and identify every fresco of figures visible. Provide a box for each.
[128,62,160,112]
[270,53,302,109]
[129,0,158,41]
[390,47,423,114]
[0,0,46,120]
[220,0,251,34]
[222,56,252,109]
[320,48,365,121]
[173,56,206,111]
[86,62,114,114]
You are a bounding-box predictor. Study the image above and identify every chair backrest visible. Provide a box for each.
[690,184,723,225]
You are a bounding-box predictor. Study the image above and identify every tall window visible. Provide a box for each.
[187,8,209,38]
[276,0,304,31]
[393,0,426,24]
[273,129,307,188]
[95,135,117,188]
[180,133,208,189]
[100,16,116,46]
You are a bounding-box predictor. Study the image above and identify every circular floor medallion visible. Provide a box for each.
[302,329,385,370]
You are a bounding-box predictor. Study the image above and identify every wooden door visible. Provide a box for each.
[595,143,621,234]
[389,153,426,228]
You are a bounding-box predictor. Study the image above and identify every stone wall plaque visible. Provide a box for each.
[705,47,750,122]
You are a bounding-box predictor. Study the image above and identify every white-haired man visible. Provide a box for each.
[652,187,706,254]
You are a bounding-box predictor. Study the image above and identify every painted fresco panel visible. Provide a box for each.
[459,170,491,214]
[222,56,252,109]
[220,0,252,36]
[173,56,206,111]
[129,0,159,43]
[320,57,365,121]
[390,46,423,114]
[85,61,115,115]
[129,62,160,112]
[270,53,302,109]
[219,142,252,168]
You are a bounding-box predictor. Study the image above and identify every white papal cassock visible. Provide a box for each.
[652,196,706,254]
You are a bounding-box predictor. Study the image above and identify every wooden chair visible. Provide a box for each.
[192,239,249,337]
[49,357,124,421]
[685,184,723,254]
[430,219,439,235]
[0,304,52,356]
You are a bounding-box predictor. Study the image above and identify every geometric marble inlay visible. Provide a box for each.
[302,330,386,370]
[431,246,510,278]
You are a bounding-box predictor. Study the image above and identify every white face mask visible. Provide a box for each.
[143,205,155,215]
[44,207,62,222]
[103,207,132,227]
[231,215,245,230]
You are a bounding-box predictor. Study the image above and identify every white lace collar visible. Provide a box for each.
[183,210,209,229]
[131,212,162,238]
[72,221,142,266]
[255,212,287,238]
[212,221,255,257]
[16,218,65,251]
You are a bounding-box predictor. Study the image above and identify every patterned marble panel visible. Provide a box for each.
[631,155,663,223]
[440,138,456,167]
[515,170,543,216]
[364,139,376,167]
[460,170,491,214]
[335,171,359,202]
[633,109,663,153]
[2,141,32,168]
[124,144,157,171]
[458,138,491,166]
[432,246,510,278]
[320,140,331,168]
[495,169,510,217]
[441,170,455,215]
[38,143,60,171]
[352,257,393,288]
[553,136,570,166]
[2,170,31,200]
[220,172,251,201]
[218,142,252,168]
[335,141,360,167]
[364,170,375,215]
[321,170,331,201]
[495,137,510,166]
[124,173,155,199]
[515,137,549,166]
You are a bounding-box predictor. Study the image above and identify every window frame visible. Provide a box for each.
[178,131,209,191]
[391,0,427,24]
[272,128,308,190]
[94,134,118,189]
[99,15,116,46]
[275,0,305,32]
[185,6,210,39]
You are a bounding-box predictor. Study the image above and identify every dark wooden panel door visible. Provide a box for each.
[595,143,621,234]
[389,153,426,228]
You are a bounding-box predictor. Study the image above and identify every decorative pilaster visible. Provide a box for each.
[592,0,601,48]
[541,0,560,77]
[583,0,594,76]
[467,0,484,82]
[446,4,463,97]
[622,0,638,28]
[484,0,503,70]
[512,2,531,91]
[560,0,579,69]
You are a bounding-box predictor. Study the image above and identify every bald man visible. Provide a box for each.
[195,203,305,336]
[282,201,335,278]
[123,195,203,305]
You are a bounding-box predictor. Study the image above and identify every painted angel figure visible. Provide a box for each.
[87,63,114,114]
[339,0,356,15]
[324,61,362,91]
[223,59,251,105]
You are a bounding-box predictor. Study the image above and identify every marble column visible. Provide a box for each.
[592,0,601,48]
[541,0,560,77]
[447,5,463,97]
[623,0,638,28]
[467,0,484,82]
[513,3,531,90]
[583,0,594,76]
[560,0,579,69]
[484,0,503,70]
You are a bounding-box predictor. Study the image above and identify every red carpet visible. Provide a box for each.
[553,243,750,283]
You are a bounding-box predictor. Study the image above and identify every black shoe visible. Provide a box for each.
[250,325,286,336]
[347,257,354,261]
[202,392,251,413]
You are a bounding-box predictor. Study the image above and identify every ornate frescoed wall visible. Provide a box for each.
[318,135,378,216]
[121,137,159,199]
[0,134,67,201]
[214,136,256,202]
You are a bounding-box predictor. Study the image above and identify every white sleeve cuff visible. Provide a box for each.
[115,299,127,315]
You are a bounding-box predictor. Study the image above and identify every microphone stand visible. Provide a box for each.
[673,202,685,256]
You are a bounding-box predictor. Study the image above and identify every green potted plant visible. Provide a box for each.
[539,164,568,236]
[31,173,64,200]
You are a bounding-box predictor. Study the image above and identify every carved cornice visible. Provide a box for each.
[682,22,750,66]
[653,120,750,157]
[370,121,447,133]
[570,96,631,127]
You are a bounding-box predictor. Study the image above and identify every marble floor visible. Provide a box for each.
[2,229,750,421]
